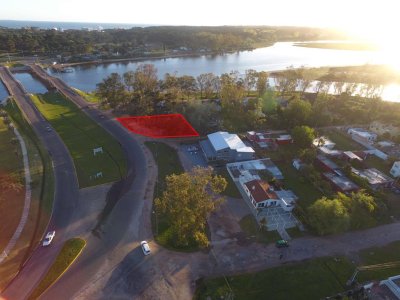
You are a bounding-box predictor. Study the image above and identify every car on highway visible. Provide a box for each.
[276,239,289,248]
[45,126,52,132]
[42,231,56,246]
[141,241,151,255]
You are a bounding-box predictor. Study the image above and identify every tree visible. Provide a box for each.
[197,73,219,99]
[178,75,197,99]
[95,73,127,108]
[260,89,277,114]
[155,167,227,247]
[298,148,317,164]
[308,198,350,235]
[243,69,258,95]
[283,98,312,127]
[291,126,316,149]
[340,191,378,229]
[256,71,269,97]
[132,64,159,99]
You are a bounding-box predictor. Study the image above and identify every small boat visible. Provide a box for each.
[60,67,74,73]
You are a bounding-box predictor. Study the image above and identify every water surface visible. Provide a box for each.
[12,73,48,94]
[47,42,400,101]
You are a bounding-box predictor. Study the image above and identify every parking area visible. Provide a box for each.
[178,143,208,171]
[257,207,299,231]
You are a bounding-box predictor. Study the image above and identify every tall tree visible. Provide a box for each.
[284,98,312,127]
[291,125,316,149]
[256,71,269,96]
[95,73,127,108]
[308,198,350,235]
[155,167,227,247]
[132,64,159,99]
[243,69,258,95]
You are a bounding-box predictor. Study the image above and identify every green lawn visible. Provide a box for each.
[73,88,100,104]
[31,92,127,188]
[239,215,281,244]
[145,141,184,198]
[216,168,241,198]
[28,238,86,299]
[0,111,24,253]
[274,159,324,209]
[321,129,364,151]
[358,241,400,283]
[196,241,400,300]
[195,257,354,300]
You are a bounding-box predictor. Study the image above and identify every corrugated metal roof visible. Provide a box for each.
[208,131,254,153]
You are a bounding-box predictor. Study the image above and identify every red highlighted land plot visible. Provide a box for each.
[117,114,199,138]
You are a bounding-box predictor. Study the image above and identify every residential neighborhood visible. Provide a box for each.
[2,4,400,300]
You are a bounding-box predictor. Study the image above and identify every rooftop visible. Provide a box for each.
[323,172,359,191]
[317,154,340,170]
[352,168,394,185]
[208,131,255,153]
[244,180,277,203]
[227,158,284,180]
[343,151,363,161]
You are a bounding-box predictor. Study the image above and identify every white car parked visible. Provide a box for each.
[42,231,55,246]
[141,241,151,255]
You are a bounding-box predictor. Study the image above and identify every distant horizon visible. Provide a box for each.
[0,19,329,30]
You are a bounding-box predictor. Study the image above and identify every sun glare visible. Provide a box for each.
[344,4,400,72]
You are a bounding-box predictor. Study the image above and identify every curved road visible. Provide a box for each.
[29,64,152,300]
[0,67,79,299]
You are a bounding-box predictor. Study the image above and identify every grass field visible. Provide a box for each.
[216,168,242,198]
[0,113,24,253]
[358,241,400,282]
[28,238,86,299]
[196,241,400,300]
[31,92,127,188]
[73,88,100,104]
[321,129,364,151]
[196,257,354,300]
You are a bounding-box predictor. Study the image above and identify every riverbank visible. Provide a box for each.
[294,41,379,51]
[47,47,268,70]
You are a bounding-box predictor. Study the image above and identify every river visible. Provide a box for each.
[0,80,9,103]
[46,42,400,102]
[13,73,48,94]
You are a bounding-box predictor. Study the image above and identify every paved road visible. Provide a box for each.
[0,67,79,299]
[29,64,155,300]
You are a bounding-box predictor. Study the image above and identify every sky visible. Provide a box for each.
[0,0,396,26]
[0,0,399,38]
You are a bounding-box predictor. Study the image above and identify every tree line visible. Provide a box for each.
[0,26,344,56]
[95,64,400,136]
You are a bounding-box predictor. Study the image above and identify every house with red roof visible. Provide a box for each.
[242,179,297,212]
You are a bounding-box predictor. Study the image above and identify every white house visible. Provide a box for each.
[390,161,400,178]
[200,131,255,162]
[242,179,297,212]
[347,128,377,145]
